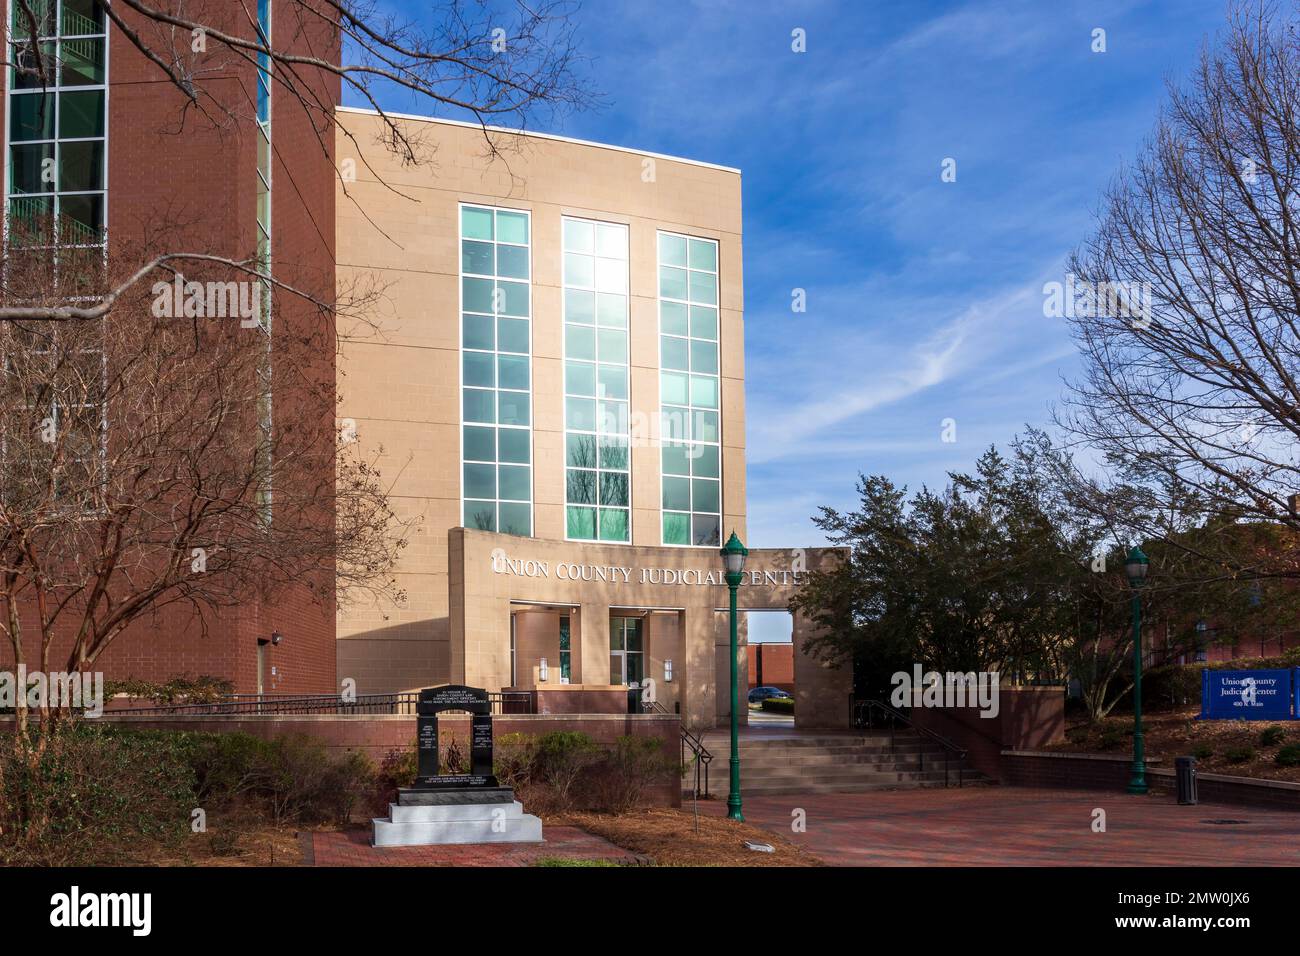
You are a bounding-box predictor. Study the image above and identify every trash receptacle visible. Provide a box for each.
[1175,756,1198,805]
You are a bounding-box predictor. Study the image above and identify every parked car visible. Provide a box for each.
[748,686,792,704]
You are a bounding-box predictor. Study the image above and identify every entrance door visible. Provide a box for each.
[609,615,644,690]
[559,615,572,683]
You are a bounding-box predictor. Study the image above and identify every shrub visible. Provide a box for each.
[1098,726,1126,751]
[104,674,233,705]
[1192,743,1215,760]
[1276,744,1300,767]
[493,733,538,792]
[256,734,375,826]
[207,827,242,857]
[184,731,277,809]
[1260,726,1287,747]
[1138,665,1202,710]
[760,697,794,714]
[372,745,419,813]
[535,731,602,812]
[0,725,385,863]
[0,723,195,865]
[592,735,679,812]
[1225,746,1256,764]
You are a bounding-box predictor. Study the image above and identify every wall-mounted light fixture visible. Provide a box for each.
[270,630,283,646]
[539,657,549,682]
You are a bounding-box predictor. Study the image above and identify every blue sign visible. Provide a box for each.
[1200,669,1293,720]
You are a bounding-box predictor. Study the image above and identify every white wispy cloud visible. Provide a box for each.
[747,282,1046,465]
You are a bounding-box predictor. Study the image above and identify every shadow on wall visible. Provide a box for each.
[910,686,1066,779]
[336,616,451,694]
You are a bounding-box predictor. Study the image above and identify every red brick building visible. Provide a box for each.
[748,642,793,692]
[0,0,340,693]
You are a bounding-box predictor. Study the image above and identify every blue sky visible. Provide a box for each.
[358,0,1230,551]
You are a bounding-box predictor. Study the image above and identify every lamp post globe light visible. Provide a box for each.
[720,531,749,822]
[1125,546,1150,795]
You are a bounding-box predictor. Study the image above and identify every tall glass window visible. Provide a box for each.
[461,204,532,536]
[609,616,643,686]
[562,217,629,542]
[253,0,272,520]
[657,231,720,547]
[5,1,108,507]
[7,0,107,255]
[559,614,571,683]
[254,0,272,314]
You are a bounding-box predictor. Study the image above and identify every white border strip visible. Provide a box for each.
[335,105,741,175]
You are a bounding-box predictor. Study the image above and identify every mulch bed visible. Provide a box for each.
[563,807,823,866]
[1053,707,1300,783]
[134,824,307,866]
[138,806,825,868]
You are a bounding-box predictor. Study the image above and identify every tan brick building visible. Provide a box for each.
[334,110,847,728]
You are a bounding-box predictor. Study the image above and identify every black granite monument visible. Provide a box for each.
[374,684,543,843]
[403,684,511,805]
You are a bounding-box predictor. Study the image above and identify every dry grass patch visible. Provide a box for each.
[567,808,822,867]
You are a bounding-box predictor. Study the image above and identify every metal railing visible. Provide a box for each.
[851,697,969,788]
[106,690,535,717]
[641,699,712,799]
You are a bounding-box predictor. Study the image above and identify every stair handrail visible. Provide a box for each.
[640,698,712,798]
[854,697,968,788]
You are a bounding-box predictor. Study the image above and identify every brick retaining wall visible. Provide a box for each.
[96,712,684,808]
[1001,750,1300,811]
[910,686,1066,778]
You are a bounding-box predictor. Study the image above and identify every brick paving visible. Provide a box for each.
[702,787,1300,866]
[310,787,1300,867]
[310,826,639,867]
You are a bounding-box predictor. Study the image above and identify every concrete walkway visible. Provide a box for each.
[702,787,1300,866]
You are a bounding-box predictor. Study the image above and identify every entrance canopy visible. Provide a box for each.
[447,528,849,728]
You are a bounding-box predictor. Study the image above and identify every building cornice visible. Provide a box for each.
[335,105,742,176]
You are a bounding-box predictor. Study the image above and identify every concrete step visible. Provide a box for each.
[698,742,935,757]
[731,748,950,765]
[701,735,924,749]
[688,730,980,797]
[741,763,993,781]
[373,798,543,846]
[731,779,955,796]
[372,814,543,846]
[388,800,527,824]
[738,763,956,779]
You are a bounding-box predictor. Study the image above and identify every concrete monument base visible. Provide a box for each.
[371,789,543,847]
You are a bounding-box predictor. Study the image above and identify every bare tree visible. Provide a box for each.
[1060,1,1300,578]
[2,0,592,322]
[0,220,406,739]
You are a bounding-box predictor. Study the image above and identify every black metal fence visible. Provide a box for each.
[106,690,535,717]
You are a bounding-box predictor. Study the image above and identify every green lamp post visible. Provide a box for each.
[1125,546,1150,795]
[720,530,749,821]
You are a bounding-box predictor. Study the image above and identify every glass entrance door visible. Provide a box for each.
[609,616,644,687]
